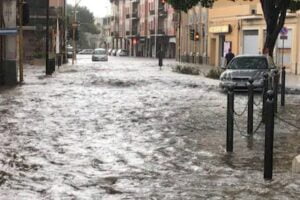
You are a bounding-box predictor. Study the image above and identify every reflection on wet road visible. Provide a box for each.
[0,55,300,199]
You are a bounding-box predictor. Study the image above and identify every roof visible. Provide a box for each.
[235,54,268,58]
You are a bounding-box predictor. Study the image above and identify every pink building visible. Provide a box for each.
[110,0,176,58]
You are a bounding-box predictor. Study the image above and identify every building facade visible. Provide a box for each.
[176,4,208,64]
[96,16,112,49]
[0,0,18,85]
[208,0,300,74]
[110,0,176,58]
[177,0,300,75]
[23,0,66,63]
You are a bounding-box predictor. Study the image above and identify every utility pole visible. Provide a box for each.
[18,0,24,82]
[72,7,76,65]
[72,0,82,65]
[46,0,50,74]
[154,0,158,58]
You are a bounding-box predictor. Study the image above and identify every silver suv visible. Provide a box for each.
[219,55,277,90]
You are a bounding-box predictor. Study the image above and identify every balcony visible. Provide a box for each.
[132,30,138,36]
[158,10,167,18]
[172,13,178,22]
[111,31,119,37]
[158,29,165,35]
[149,9,155,15]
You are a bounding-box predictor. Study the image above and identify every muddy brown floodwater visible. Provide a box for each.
[0,56,300,199]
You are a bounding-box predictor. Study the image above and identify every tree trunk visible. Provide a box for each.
[261,0,290,57]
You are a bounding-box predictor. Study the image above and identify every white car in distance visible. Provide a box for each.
[92,48,108,62]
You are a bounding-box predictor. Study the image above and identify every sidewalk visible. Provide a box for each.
[176,62,300,92]
[286,72,300,90]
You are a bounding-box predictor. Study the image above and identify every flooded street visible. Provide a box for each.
[0,55,300,199]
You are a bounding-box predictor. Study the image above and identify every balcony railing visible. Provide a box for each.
[158,29,165,35]
[149,9,155,15]
[158,10,167,17]
[132,30,138,36]
[111,31,119,37]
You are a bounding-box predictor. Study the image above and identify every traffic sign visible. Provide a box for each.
[280,35,288,40]
[280,27,288,36]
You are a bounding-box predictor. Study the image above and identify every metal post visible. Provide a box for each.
[158,46,163,69]
[248,78,254,135]
[281,67,286,106]
[262,73,269,123]
[226,86,234,152]
[18,0,24,82]
[273,70,279,113]
[46,0,50,75]
[72,7,76,65]
[264,90,275,180]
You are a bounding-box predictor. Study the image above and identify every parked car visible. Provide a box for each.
[111,49,117,56]
[67,46,73,58]
[219,55,277,91]
[92,48,108,61]
[78,49,94,55]
[117,49,128,56]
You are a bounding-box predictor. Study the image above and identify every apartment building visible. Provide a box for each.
[96,16,112,49]
[176,0,300,75]
[23,0,66,63]
[176,5,208,64]
[110,0,176,58]
[208,0,300,74]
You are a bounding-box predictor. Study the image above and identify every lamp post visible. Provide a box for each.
[45,0,50,75]
[72,0,82,65]
[18,0,24,82]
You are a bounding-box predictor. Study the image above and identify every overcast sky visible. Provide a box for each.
[68,0,111,18]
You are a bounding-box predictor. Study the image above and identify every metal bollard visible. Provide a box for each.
[281,67,286,106]
[264,90,275,180]
[273,70,279,113]
[159,53,163,70]
[226,85,234,152]
[262,73,269,123]
[248,78,254,135]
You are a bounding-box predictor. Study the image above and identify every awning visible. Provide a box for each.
[0,28,18,36]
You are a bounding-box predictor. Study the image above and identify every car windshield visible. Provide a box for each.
[228,57,268,70]
[94,49,106,55]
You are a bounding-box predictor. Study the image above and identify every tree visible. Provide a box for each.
[66,4,100,48]
[167,0,300,57]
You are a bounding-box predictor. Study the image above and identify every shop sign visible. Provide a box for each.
[209,25,230,34]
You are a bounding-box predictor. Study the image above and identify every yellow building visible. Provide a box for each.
[176,5,208,64]
[208,0,300,74]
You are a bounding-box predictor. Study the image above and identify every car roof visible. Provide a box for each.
[94,48,106,50]
[234,54,268,58]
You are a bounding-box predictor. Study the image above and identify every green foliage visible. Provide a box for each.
[290,0,300,12]
[167,0,214,12]
[206,68,222,79]
[173,64,200,75]
[66,4,100,48]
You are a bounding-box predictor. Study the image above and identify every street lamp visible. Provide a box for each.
[72,0,82,65]
[46,0,50,74]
